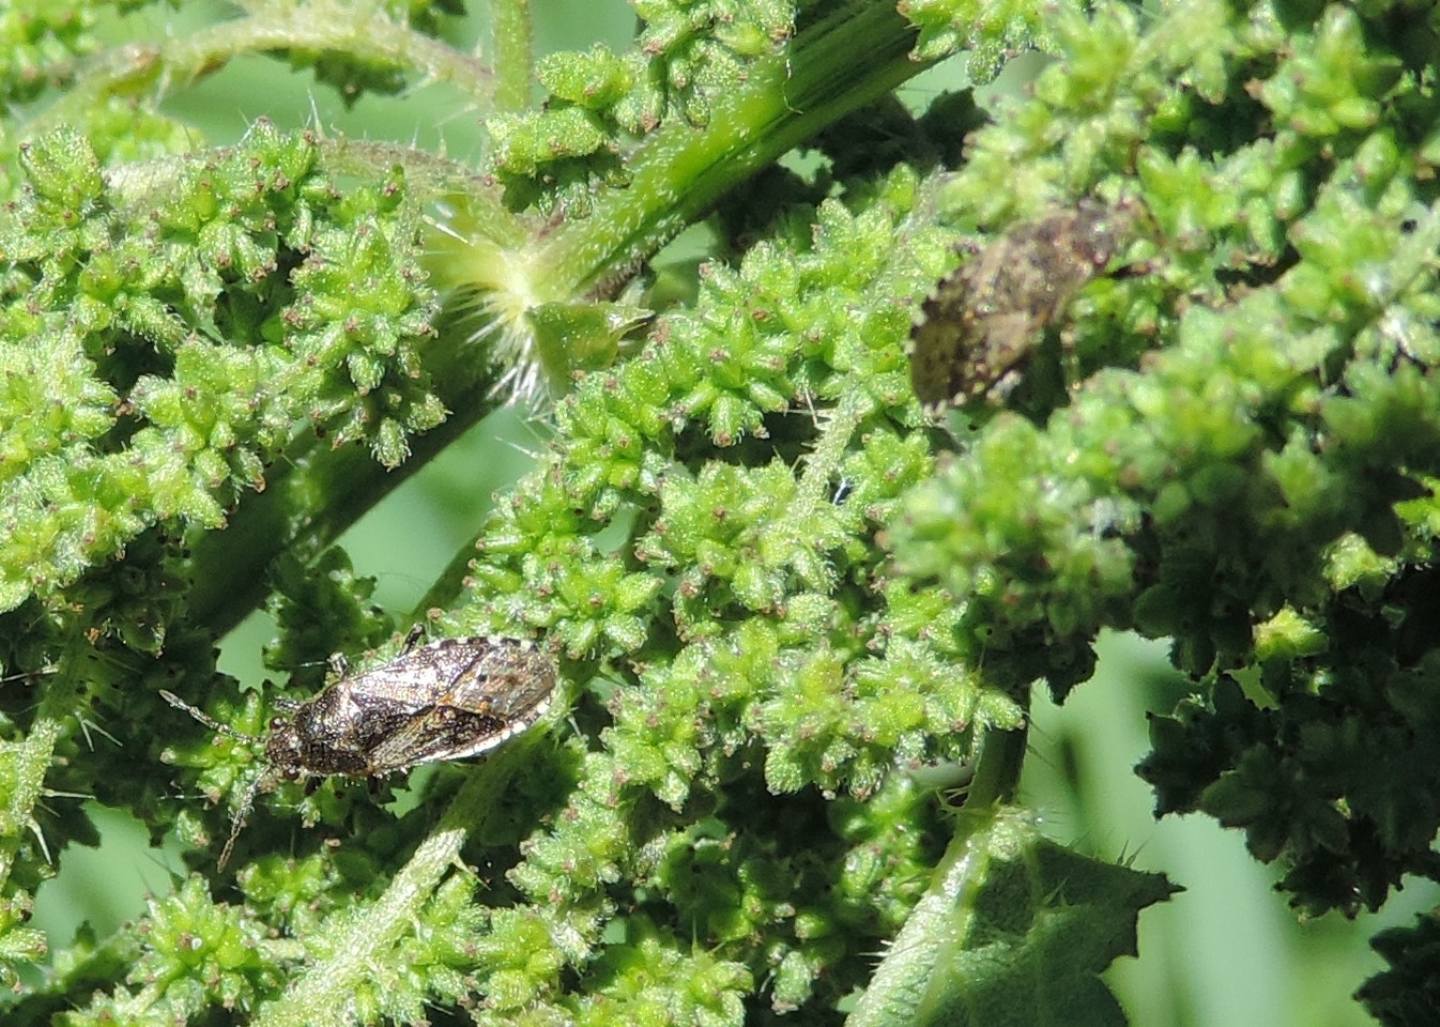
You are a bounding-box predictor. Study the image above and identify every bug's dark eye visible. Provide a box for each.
[283,767,300,781]
[269,717,284,730]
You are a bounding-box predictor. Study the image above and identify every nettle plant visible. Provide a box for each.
[1,0,1439,1023]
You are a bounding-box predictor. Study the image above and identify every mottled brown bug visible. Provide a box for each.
[161,631,556,867]
[908,198,1139,408]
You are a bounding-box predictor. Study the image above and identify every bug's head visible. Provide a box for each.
[158,691,298,869]
[218,716,303,871]
[263,715,305,780]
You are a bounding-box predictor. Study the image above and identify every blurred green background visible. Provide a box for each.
[26,1,1437,1023]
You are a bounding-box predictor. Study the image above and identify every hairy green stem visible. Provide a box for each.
[844,804,1011,1027]
[28,0,493,137]
[408,8,937,614]
[798,391,869,506]
[539,0,924,295]
[490,0,534,113]
[846,710,1030,1026]
[964,721,1029,809]
[449,1,928,300]
[251,730,542,1027]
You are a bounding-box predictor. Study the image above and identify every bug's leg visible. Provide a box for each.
[400,623,426,654]
[218,771,268,870]
[159,691,261,743]
[304,777,320,797]
[327,652,349,680]
[271,697,303,713]
[368,775,384,797]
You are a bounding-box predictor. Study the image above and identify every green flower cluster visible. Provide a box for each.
[3,0,1440,1023]
[65,875,283,1023]
[0,0,162,104]
[888,0,1440,935]
[899,0,1057,79]
[443,164,1024,1017]
[0,119,442,613]
[488,0,796,211]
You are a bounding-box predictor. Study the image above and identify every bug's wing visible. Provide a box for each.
[442,643,556,722]
[339,660,462,711]
[345,638,553,712]
[360,705,517,771]
[363,674,556,770]
[358,639,556,771]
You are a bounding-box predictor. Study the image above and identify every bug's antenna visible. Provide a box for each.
[158,691,262,744]
[0,665,57,684]
[218,770,267,870]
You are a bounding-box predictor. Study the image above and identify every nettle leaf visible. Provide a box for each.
[850,808,1178,1027]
